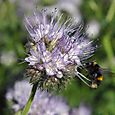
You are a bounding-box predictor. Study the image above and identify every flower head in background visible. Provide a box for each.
[24,9,97,91]
[6,81,70,115]
[70,103,92,115]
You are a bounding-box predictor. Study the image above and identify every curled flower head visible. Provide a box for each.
[24,9,97,91]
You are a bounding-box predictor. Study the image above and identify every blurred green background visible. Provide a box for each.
[0,0,115,115]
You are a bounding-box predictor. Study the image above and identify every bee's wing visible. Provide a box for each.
[101,68,115,77]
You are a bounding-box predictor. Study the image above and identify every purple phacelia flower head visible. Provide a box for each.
[24,9,97,91]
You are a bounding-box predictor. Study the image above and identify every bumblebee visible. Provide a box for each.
[84,61,104,88]
[76,61,104,88]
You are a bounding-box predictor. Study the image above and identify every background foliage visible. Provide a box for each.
[0,0,115,114]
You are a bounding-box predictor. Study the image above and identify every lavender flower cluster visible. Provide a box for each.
[6,81,70,115]
[24,9,96,91]
[6,80,92,115]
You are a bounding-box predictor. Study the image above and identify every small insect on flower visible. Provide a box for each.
[83,61,104,88]
[24,9,97,91]
[77,60,115,88]
[75,61,103,88]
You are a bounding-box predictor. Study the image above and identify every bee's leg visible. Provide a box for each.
[75,67,91,81]
[76,72,91,87]
[75,66,92,87]
[77,71,91,81]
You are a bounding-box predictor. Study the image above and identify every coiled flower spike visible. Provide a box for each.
[24,9,97,91]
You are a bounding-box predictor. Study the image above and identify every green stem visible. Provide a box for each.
[102,0,115,70]
[106,0,115,23]
[21,82,38,115]
[102,34,113,61]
